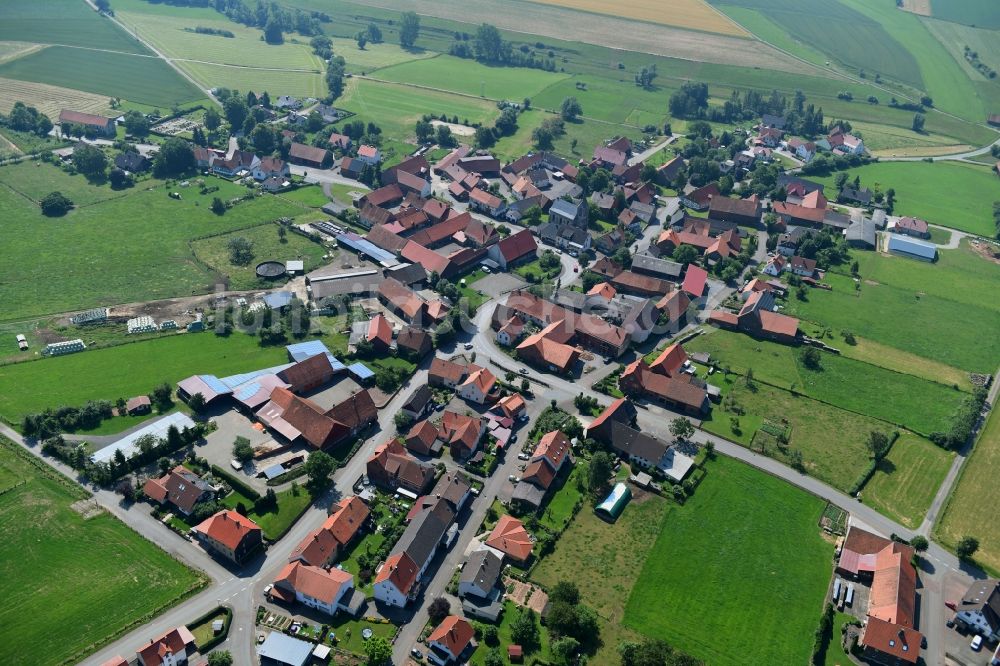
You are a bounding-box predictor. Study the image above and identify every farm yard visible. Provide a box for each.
[0,437,205,666]
[937,409,1000,574]
[0,163,302,322]
[623,456,832,665]
[525,0,749,35]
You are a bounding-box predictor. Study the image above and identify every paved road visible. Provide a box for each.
[629,136,676,165]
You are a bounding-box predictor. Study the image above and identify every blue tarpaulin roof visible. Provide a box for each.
[285,340,347,372]
[348,362,375,381]
[337,232,398,267]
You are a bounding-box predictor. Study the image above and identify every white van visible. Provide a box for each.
[970,635,983,651]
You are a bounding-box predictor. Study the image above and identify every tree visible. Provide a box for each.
[910,535,928,552]
[415,119,434,143]
[73,144,108,179]
[428,597,451,624]
[520,378,530,392]
[550,581,580,605]
[364,635,392,666]
[223,96,249,129]
[153,137,195,177]
[204,107,222,131]
[669,417,695,442]
[588,451,613,495]
[561,96,582,121]
[356,32,368,49]
[436,124,455,147]
[635,64,658,89]
[551,636,580,665]
[227,236,254,266]
[251,124,275,153]
[207,651,233,666]
[531,124,554,150]
[232,436,254,463]
[483,649,504,666]
[672,244,700,265]
[150,382,173,411]
[211,197,226,215]
[108,167,133,190]
[399,11,420,48]
[393,411,413,432]
[122,110,150,138]
[366,22,383,42]
[40,191,74,216]
[911,113,925,133]
[474,23,506,62]
[866,431,890,461]
[187,392,206,413]
[305,450,335,489]
[957,536,979,560]
[482,624,499,646]
[800,346,822,370]
[510,608,540,651]
[263,15,284,44]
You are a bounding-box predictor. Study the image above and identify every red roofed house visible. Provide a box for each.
[126,395,152,415]
[485,515,534,563]
[101,657,129,666]
[488,228,537,270]
[681,264,709,298]
[405,419,439,456]
[533,430,571,474]
[357,145,381,165]
[366,439,435,494]
[192,510,262,564]
[288,142,331,169]
[288,496,369,568]
[708,195,761,226]
[469,188,507,217]
[136,626,195,666]
[143,465,214,516]
[366,314,393,351]
[328,132,352,150]
[648,343,687,377]
[457,367,498,405]
[438,410,485,459]
[428,615,476,665]
[585,397,637,443]
[619,358,709,415]
[429,357,469,388]
[60,109,116,137]
[516,320,581,374]
[374,551,420,607]
[271,561,358,616]
[496,393,527,420]
[681,183,720,211]
[708,290,799,344]
[893,216,930,239]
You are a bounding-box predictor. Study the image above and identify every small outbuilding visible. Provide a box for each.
[595,482,632,522]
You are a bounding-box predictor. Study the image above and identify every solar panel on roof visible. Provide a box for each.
[199,374,231,395]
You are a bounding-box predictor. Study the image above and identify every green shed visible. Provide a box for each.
[595,482,632,522]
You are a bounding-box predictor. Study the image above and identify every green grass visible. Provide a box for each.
[326,616,396,656]
[188,608,228,648]
[808,158,1000,238]
[782,246,1000,374]
[937,406,1000,574]
[823,612,858,666]
[338,77,498,141]
[836,336,971,390]
[624,456,833,666]
[929,0,1000,31]
[862,433,954,528]
[183,61,326,98]
[220,485,313,541]
[0,45,204,108]
[0,0,149,53]
[0,159,125,206]
[372,53,569,101]
[467,601,554,665]
[532,488,669,665]
[0,331,289,424]
[701,375,884,492]
[0,164,302,321]
[538,466,583,532]
[276,185,330,208]
[717,5,831,67]
[686,328,966,435]
[191,222,327,291]
[0,437,205,665]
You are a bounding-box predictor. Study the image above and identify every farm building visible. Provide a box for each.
[595,483,632,522]
[887,235,936,262]
[59,109,116,137]
[91,412,196,464]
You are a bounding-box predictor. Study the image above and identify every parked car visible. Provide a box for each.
[971,635,983,651]
[518,452,530,461]
[411,648,423,659]
[464,342,473,350]
[263,584,273,596]
[519,368,529,375]
[508,474,520,483]
[230,459,243,471]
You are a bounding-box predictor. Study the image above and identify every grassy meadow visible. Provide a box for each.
[0,437,205,665]
[0,164,302,321]
[862,433,954,528]
[624,456,832,665]
[0,0,148,53]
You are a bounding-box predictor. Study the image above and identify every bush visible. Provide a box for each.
[811,603,835,665]
[40,191,73,216]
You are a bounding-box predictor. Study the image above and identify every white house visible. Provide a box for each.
[762,255,786,277]
[427,616,475,666]
[252,156,290,182]
[373,552,419,608]
[357,145,382,166]
[457,368,497,405]
[495,316,524,347]
[272,562,355,616]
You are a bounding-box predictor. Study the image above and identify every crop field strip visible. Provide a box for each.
[523,0,749,36]
[0,76,113,122]
[0,0,150,54]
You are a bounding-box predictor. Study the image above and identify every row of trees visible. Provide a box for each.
[2,101,53,137]
[448,23,558,72]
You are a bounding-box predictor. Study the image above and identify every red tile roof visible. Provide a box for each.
[274,561,353,604]
[289,142,329,164]
[375,551,419,594]
[59,109,113,127]
[684,183,720,207]
[429,616,475,659]
[486,515,533,562]
[682,264,709,297]
[470,188,503,209]
[496,228,537,263]
[429,357,468,384]
[534,430,570,469]
[405,420,439,455]
[896,217,928,234]
[649,343,687,377]
[366,314,393,346]
[401,241,453,276]
[861,616,921,664]
[193,510,261,551]
[362,183,403,208]
[327,389,378,432]
[136,627,195,666]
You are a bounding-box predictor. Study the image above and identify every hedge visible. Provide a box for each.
[186,605,233,652]
[211,464,261,500]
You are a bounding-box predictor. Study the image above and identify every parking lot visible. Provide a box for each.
[471,271,527,298]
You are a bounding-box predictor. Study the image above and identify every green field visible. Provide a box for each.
[810,161,999,237]
[0,46,204,108]
[686,329,966,435]
[0,437,205,665]
[0,164,302,321]
[337,78,498,140]
[373,54,569,101]
[783,247,1000,374]
[862,433,954,528]
[624,456,832,665]
[929,0,1000,30]
[0,0,149,53]
[220,484,313,541]
[937,407,1000,573]
[191,222,327,291]
[700,376,884,492]
[532,486,670,665]
[0,332,289,424]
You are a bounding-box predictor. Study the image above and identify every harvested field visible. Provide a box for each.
[0,75,112,119]
[0,41,45,65]
[900,0,931,17]
[359,0,804,72]
[525,0,748,36]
